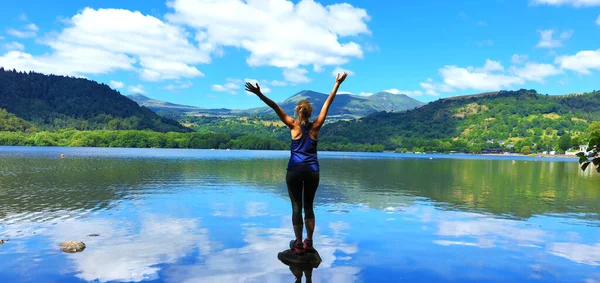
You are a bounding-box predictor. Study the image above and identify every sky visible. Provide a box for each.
[0,0,599,109]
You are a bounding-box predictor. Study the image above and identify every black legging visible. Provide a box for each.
[286,170,320,225]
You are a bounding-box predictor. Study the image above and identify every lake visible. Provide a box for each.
[0,146,599,283]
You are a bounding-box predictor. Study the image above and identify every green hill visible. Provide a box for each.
[0,68,189,132]
[320,89,600,152]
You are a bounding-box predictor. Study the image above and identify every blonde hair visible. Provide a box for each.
[295,99,313,126]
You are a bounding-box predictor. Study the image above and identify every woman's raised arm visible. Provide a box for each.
[245,82,296,129]
[312,72,348,130]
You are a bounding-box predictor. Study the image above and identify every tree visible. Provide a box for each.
[558,133,572,152]
[521,146,531,155]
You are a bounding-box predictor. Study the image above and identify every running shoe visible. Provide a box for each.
[303,239,314,251]
[290,239,305,254]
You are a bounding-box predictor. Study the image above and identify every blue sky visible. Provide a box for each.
[0,0,599,109]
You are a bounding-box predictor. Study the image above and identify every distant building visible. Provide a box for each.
[506,144,515,149]
[482,147,503,154]
[566,145,590,156]
[498,140,505,145]
[486,139,494,144]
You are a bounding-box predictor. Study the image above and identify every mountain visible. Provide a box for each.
[320,89,600,152]
[240,90,425,118]
[127,94,247,117]
[130,90,425,119]
[246,90,424,118]
[0,68,189,132]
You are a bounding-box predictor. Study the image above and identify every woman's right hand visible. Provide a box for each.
[245,82,262,96]
[335,72,348,84]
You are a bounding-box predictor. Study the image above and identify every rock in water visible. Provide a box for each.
[0,239,3,246]
[278,249,322,268]
[59,241,86,253]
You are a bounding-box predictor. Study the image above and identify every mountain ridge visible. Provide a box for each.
[128,90,425,119]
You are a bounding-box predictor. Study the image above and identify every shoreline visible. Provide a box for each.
[0,145,581,160]
[475,153,578,159]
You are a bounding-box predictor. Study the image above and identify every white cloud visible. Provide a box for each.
[364,42,380,52]
[270,80,287,86]
[6,23,38,38]
[476,40,493,47]
[337,91,373,96]
[511,54,529,65]
[556,49,600,74]
[128,84,145,94]
[212,78,245,94]
[510,62,563,83]
[212,84,229,92]
[0,8,208,81]
[332,66,354,77]
[0,49,136,77]
[0,36,4,40]
[597,14,600,25]
[536,29,572,48]
[166,0,371,82]
[531,0,600,6]
[109,80,124,89]
[18,13,28,21]
[3,42,24,51]
[166,81,193,90]
[439,63,525,91]
[384,89,423,96]
[420,78,454,96]
[139,57,204,81]
[1,2,372,84]
[283,68,310,83]
[476,59,505,72]
[25,23,39,32]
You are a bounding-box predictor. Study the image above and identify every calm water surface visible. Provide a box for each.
[0,146,599,282]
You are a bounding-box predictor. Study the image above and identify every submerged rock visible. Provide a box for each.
[278,249,322,268]
[59,241,86,253]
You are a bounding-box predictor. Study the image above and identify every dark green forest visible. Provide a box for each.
[0,68,188,132]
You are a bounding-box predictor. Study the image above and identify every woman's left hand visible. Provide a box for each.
[245,82,262,96]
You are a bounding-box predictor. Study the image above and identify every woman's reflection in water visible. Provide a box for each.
[289,263,314,283]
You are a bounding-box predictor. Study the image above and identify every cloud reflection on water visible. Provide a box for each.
[163,217,360,283]
[48,214,211,282]
[548,242,600,266]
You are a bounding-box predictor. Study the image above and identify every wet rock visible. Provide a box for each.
[87,234,100,237]
[278,249,322,268]
[0,240,3,246]
[59,241,86,253]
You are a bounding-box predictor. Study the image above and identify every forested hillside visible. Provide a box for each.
[321,89,600,152]
[0,68,189,132]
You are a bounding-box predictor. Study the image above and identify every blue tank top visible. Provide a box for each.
[287,124,319,172]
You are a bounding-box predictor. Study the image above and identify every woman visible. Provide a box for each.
[245,72,348,254]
